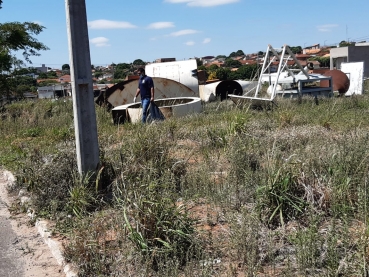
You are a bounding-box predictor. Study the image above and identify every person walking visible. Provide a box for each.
[134,67,155,123]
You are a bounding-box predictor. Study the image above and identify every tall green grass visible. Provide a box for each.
[2,93,369,276]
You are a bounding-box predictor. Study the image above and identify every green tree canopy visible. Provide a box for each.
[196,58,203,67]
[229,50,244,58]
[236,64,259,80]
[0,20,48,95]
[308,56,330,67]
[224,59,242,68]
[133,59,146,66]
[235,50,244,56]
[94,72,103,79]
[116,63,131,71]
[37,71,57,79]
[37,80,58,87]
[215,67,231,81]
[228,51,237,58]
[339,40,355,47]
[197,65,207,71]
[287,46,302,54]
[13,67,37,75]
[0,22,49,67]
[113,69,127,80]
[208,64,219,71]
[62,64,70,70]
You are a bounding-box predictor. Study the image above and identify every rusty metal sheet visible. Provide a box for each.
[95,77,197,108]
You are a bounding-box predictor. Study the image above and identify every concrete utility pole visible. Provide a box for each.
[65,0,99,174]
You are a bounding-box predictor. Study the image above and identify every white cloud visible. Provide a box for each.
[164,0,239,7]
[203,38,211,44]
[88,20,137,29]
[90,37,110,47]
[148,22,175,29]
[317,24,338,32]
[186,41,195,46]
[169,29,200,37]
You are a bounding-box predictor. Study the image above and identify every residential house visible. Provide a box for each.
[155,58,176,63]
[239,60,257,66]
[303,44,321,55]
[330,45,369,78]
[35,64,48,73]
[205,61,224,68]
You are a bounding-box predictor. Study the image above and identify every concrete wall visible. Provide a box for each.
[330,47,348,71]
[330,46,369,77]
[348,46,369,77]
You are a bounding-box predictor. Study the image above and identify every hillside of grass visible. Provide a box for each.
[2,85,369,276]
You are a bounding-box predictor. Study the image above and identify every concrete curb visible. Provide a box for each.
[2,170,78,277]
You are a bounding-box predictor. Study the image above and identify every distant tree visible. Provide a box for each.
[228,51,237,58]
[237,64,259,80]
[113,69,127,80]
[288,46,302,54]
[61,69,70,75]
[235,50,244,56]
[37,80,58,87]
[37,72,48,79]
[13,75,37,87]
[28,67,38,73]
[215,67,231,81]
[208,64,219,71]
[196,58,203,67]
[258,51,264,56]
[339,40,354,47]
[30,86,37,93]
[15,84,30,96]
[216,55,226,59]
[36,71,57,79]
[0,1,2,9]
[62,64,70,70]
[132,59,145,66]
[47,71,57,78]
[224,59,242,68]
[308,56,330,68]
[13,67,34,76]
[208,71,217,80]
[94,72,103,79]
[229,71,240,80]
[116,63,131,71]
[197,65,207,71]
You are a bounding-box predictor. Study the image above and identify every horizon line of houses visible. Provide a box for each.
[30,42,369,99]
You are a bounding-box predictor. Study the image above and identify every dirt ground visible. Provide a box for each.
[0,170,65,277]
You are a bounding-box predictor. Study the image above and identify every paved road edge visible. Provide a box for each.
[2,170,78,277]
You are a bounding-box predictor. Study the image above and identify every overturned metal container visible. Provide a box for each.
[112,97,202,124]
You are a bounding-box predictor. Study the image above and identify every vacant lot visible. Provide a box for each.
[1,87,369,276]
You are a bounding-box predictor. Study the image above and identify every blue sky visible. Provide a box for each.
[2,0,369,69]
